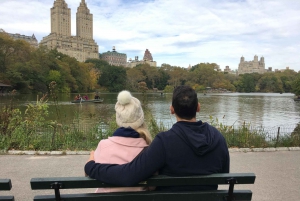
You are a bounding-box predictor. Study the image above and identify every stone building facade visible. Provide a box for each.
[143,49,153,61]
[100,46,127,67]
[40,0,98,62]
[238,55,266,75]
[224,66,237,75]
[275,67,295,72]
[0,28,38,48]
[127,49,157,68]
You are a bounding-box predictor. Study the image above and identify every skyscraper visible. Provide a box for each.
[51,0,71,37]
[76,0,93,39]
[40,0,99,62]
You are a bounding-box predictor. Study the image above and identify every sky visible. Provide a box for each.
[1,0,300,71]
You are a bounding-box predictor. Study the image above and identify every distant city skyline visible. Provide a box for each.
[1,0,300,71]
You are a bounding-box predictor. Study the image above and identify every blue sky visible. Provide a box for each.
[1,0,300,71]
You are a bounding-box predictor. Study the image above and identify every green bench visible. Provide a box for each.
[0,179,14,201]
[31,173,255,201]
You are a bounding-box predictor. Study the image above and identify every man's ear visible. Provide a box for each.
[170,105,175,114]
[196,102,201,112]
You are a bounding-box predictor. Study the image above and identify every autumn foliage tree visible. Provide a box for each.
[1,33,299,94]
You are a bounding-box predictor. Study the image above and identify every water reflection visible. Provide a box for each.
[0,92,299,129]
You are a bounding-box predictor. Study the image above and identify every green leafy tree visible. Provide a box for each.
[0,33,30,69]
[276,70,297,92]
[256,73,283,93]
[156,67,169,90]
[192,84,206,92]
[236,73,261,92]
[141,65,159,89]
[126,67,146,91]
[0,32,15,73]
[48,70,62,86]
[167,67,188,87]
[164,85,174,93]
[291,73,300,96]
[59,56,91,92]
[85,58,110,70]
[213,79,236,91]
[188,63,219,87]
[98,65,127,92]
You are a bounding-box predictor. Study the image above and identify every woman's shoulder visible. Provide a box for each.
[108,136,149,147]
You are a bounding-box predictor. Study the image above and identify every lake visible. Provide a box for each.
[0,92,299,131]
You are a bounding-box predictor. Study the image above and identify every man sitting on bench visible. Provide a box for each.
[85,85,230,191]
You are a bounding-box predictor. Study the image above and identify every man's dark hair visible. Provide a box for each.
[172,85,198,120]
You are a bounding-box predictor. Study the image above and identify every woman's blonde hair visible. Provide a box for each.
[135,123,152,145]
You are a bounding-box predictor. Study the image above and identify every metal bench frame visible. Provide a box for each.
[0,179,14,201]
[31,173,256,201]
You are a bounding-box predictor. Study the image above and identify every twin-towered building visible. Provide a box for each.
[40,0,99,62]
[39,0,156,66]
[38,0,156,67]
[237,55,266,75]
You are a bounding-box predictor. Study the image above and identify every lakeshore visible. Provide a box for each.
[0,149,300,201]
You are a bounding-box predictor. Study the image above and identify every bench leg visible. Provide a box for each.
[226,178,237,201]
[51,182,62,201]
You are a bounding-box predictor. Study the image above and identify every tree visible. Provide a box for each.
[188,63,219,87]
[167,67,188,87]
[235,73,261,92]
[0,32,15,73]
[48,70,61,86]
[85,59,109,70]
[0,32,33,76]
[141,65,159,90]
[156,67,169,90]
[60,56,91,92]
[98,65,127,92]
[126,68,146,91]
[256,73,283,93]
[291,73,300,96]
[212,79,236,91]
[88,67,100,91]
[276,70,297,92]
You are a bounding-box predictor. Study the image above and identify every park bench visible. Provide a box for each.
[0,179,14,201]
[31,173,255,201]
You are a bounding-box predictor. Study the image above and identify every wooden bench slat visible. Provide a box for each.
[33,190,253,201]
[0,196,14,201]
[31,173,255,201]
[31,173,256,190]
[0,180,12,191]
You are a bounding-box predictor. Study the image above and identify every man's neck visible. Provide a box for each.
[175,116,197,122]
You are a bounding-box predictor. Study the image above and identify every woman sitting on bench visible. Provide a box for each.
[93,90,153,193]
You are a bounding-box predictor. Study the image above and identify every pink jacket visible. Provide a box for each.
[94,136,149,193]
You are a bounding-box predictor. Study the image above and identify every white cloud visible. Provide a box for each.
[0,0,300,71]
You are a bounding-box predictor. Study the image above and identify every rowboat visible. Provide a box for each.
[71,98,104,103]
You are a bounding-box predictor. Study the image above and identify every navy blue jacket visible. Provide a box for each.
[85,121,230,191]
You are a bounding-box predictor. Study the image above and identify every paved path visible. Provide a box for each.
[1,151,300,201]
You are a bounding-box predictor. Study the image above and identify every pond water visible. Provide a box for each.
[0,92,299,130]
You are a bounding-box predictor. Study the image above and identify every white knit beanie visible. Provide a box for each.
[115,90,144,130]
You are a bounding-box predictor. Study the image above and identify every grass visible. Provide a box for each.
[208,116,300,148]
[1,88,300,151]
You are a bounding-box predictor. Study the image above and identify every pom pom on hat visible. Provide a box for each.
[117,90,132,105]
[115,90,144,130]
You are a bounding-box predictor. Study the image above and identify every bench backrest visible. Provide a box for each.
[0,179,14,201]
[31,173,256,201]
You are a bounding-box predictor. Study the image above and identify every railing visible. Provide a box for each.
[1,123,300,151]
